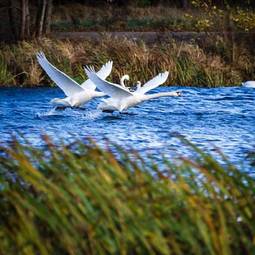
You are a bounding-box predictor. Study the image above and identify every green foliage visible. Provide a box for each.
[0,137,254,254]
[175,52,199,85]
[0,55,15,85]
[232,8,255,31]
[51,4,255,33]
[134,0,153,7]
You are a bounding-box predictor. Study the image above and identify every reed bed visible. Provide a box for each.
[0,137,254,254]
[0,36,254,87]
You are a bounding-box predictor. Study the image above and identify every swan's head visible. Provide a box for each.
[176,91,182,96]
[168,91,182,97]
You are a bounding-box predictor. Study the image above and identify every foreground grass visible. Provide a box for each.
[1,36,254,87]
[0,137,254,254]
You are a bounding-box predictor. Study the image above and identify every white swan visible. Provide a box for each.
[36,52,113,108]
[84,66,181,112]
[242,81,255,88]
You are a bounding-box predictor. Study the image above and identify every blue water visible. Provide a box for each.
[0,87,254,172]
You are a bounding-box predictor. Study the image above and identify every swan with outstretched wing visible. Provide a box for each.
[84,66,181,112]
[36,52,112,109]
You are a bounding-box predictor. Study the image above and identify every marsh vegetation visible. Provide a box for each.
[0,137,254,254]
[0,35,254,87]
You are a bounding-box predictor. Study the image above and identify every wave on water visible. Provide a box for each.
[82,110,103,120]
[1,86,255,173]
[35,108,63,119]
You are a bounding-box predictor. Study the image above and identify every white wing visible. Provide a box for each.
[136,71,169,95]
[81,61,113,90]
[36,52,83,97]
[84,66,133,99]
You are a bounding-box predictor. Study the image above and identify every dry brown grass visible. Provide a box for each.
[0,36,253,87]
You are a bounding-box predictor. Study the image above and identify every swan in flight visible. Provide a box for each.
[84,66,181,112]
[242,81,255,88]
[36,52,113,109]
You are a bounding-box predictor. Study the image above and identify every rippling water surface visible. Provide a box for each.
[0,87,254,172]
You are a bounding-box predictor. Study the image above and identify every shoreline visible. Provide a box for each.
[0,84,242,89]
[0,35,253,88]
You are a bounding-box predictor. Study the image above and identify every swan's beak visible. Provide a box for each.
[176,91,182,96]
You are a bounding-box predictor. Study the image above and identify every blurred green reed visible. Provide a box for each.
[0,137,254,255]
[0,55,16,85]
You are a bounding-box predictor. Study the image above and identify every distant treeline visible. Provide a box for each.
[54,0,255,8]
[0,0,254,42]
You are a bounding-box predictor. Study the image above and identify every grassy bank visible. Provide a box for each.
[0,137,254,254]
[0,36,254,87]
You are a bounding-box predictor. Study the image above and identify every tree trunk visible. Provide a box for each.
[21,0,25,40]
[43,0,53,34]
[20,0,31,40]
[25,0,30,37]
[6,0,53,41]
[36,0,47,37]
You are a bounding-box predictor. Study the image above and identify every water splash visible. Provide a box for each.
[83,110,103,120]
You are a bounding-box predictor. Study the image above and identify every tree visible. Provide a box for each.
[7,0,53,41]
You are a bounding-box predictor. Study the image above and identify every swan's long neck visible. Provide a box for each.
[120,75,129,87]
[142,91,180,100]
